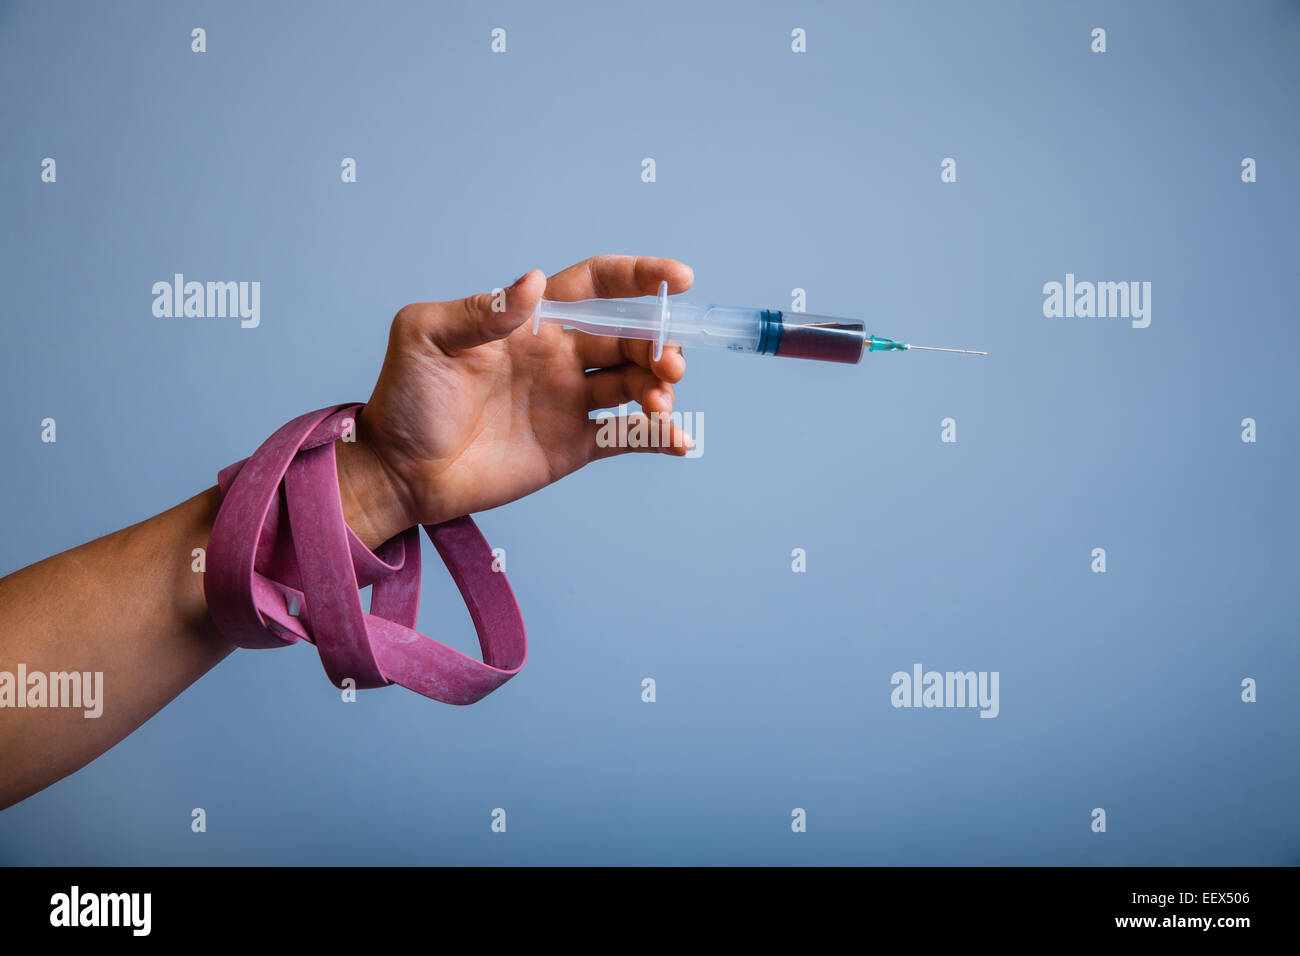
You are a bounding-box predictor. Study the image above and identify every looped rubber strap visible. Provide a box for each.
[204,404,527,705]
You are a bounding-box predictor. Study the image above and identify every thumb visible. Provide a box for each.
[430,269,546,354]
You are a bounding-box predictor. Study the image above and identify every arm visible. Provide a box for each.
[0,255,692,810]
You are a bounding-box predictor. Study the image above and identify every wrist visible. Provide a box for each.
[335,425,413,551]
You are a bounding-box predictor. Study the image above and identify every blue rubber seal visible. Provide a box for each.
[757,310,784,356]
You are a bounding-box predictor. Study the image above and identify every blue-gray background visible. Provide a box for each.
[1,0,1296,865]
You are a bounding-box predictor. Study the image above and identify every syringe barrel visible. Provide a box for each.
[536,298,866,364]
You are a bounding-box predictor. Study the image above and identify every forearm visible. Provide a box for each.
[0,436,401,810]
[0,486,232,809]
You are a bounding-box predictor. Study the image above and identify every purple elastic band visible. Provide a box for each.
[204,404,527,704]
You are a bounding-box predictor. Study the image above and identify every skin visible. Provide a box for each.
[0,254,693,811]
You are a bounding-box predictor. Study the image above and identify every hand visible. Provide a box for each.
[336,254,694,549]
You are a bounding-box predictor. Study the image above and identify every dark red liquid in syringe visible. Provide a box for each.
[772,317,865,364]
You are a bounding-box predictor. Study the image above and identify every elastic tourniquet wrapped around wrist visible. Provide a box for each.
[203,404,526,704]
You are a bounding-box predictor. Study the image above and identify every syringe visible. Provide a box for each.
[532,281,985,364]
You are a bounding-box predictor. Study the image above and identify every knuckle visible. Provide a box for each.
[586,257,611,299]
[391,303,425,337]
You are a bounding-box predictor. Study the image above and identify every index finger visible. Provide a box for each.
[545,254,694,303]
[546,255,693,377]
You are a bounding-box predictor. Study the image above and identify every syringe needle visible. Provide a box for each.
[906,345,987,355]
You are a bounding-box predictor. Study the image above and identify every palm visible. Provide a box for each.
[379,327,599,522]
